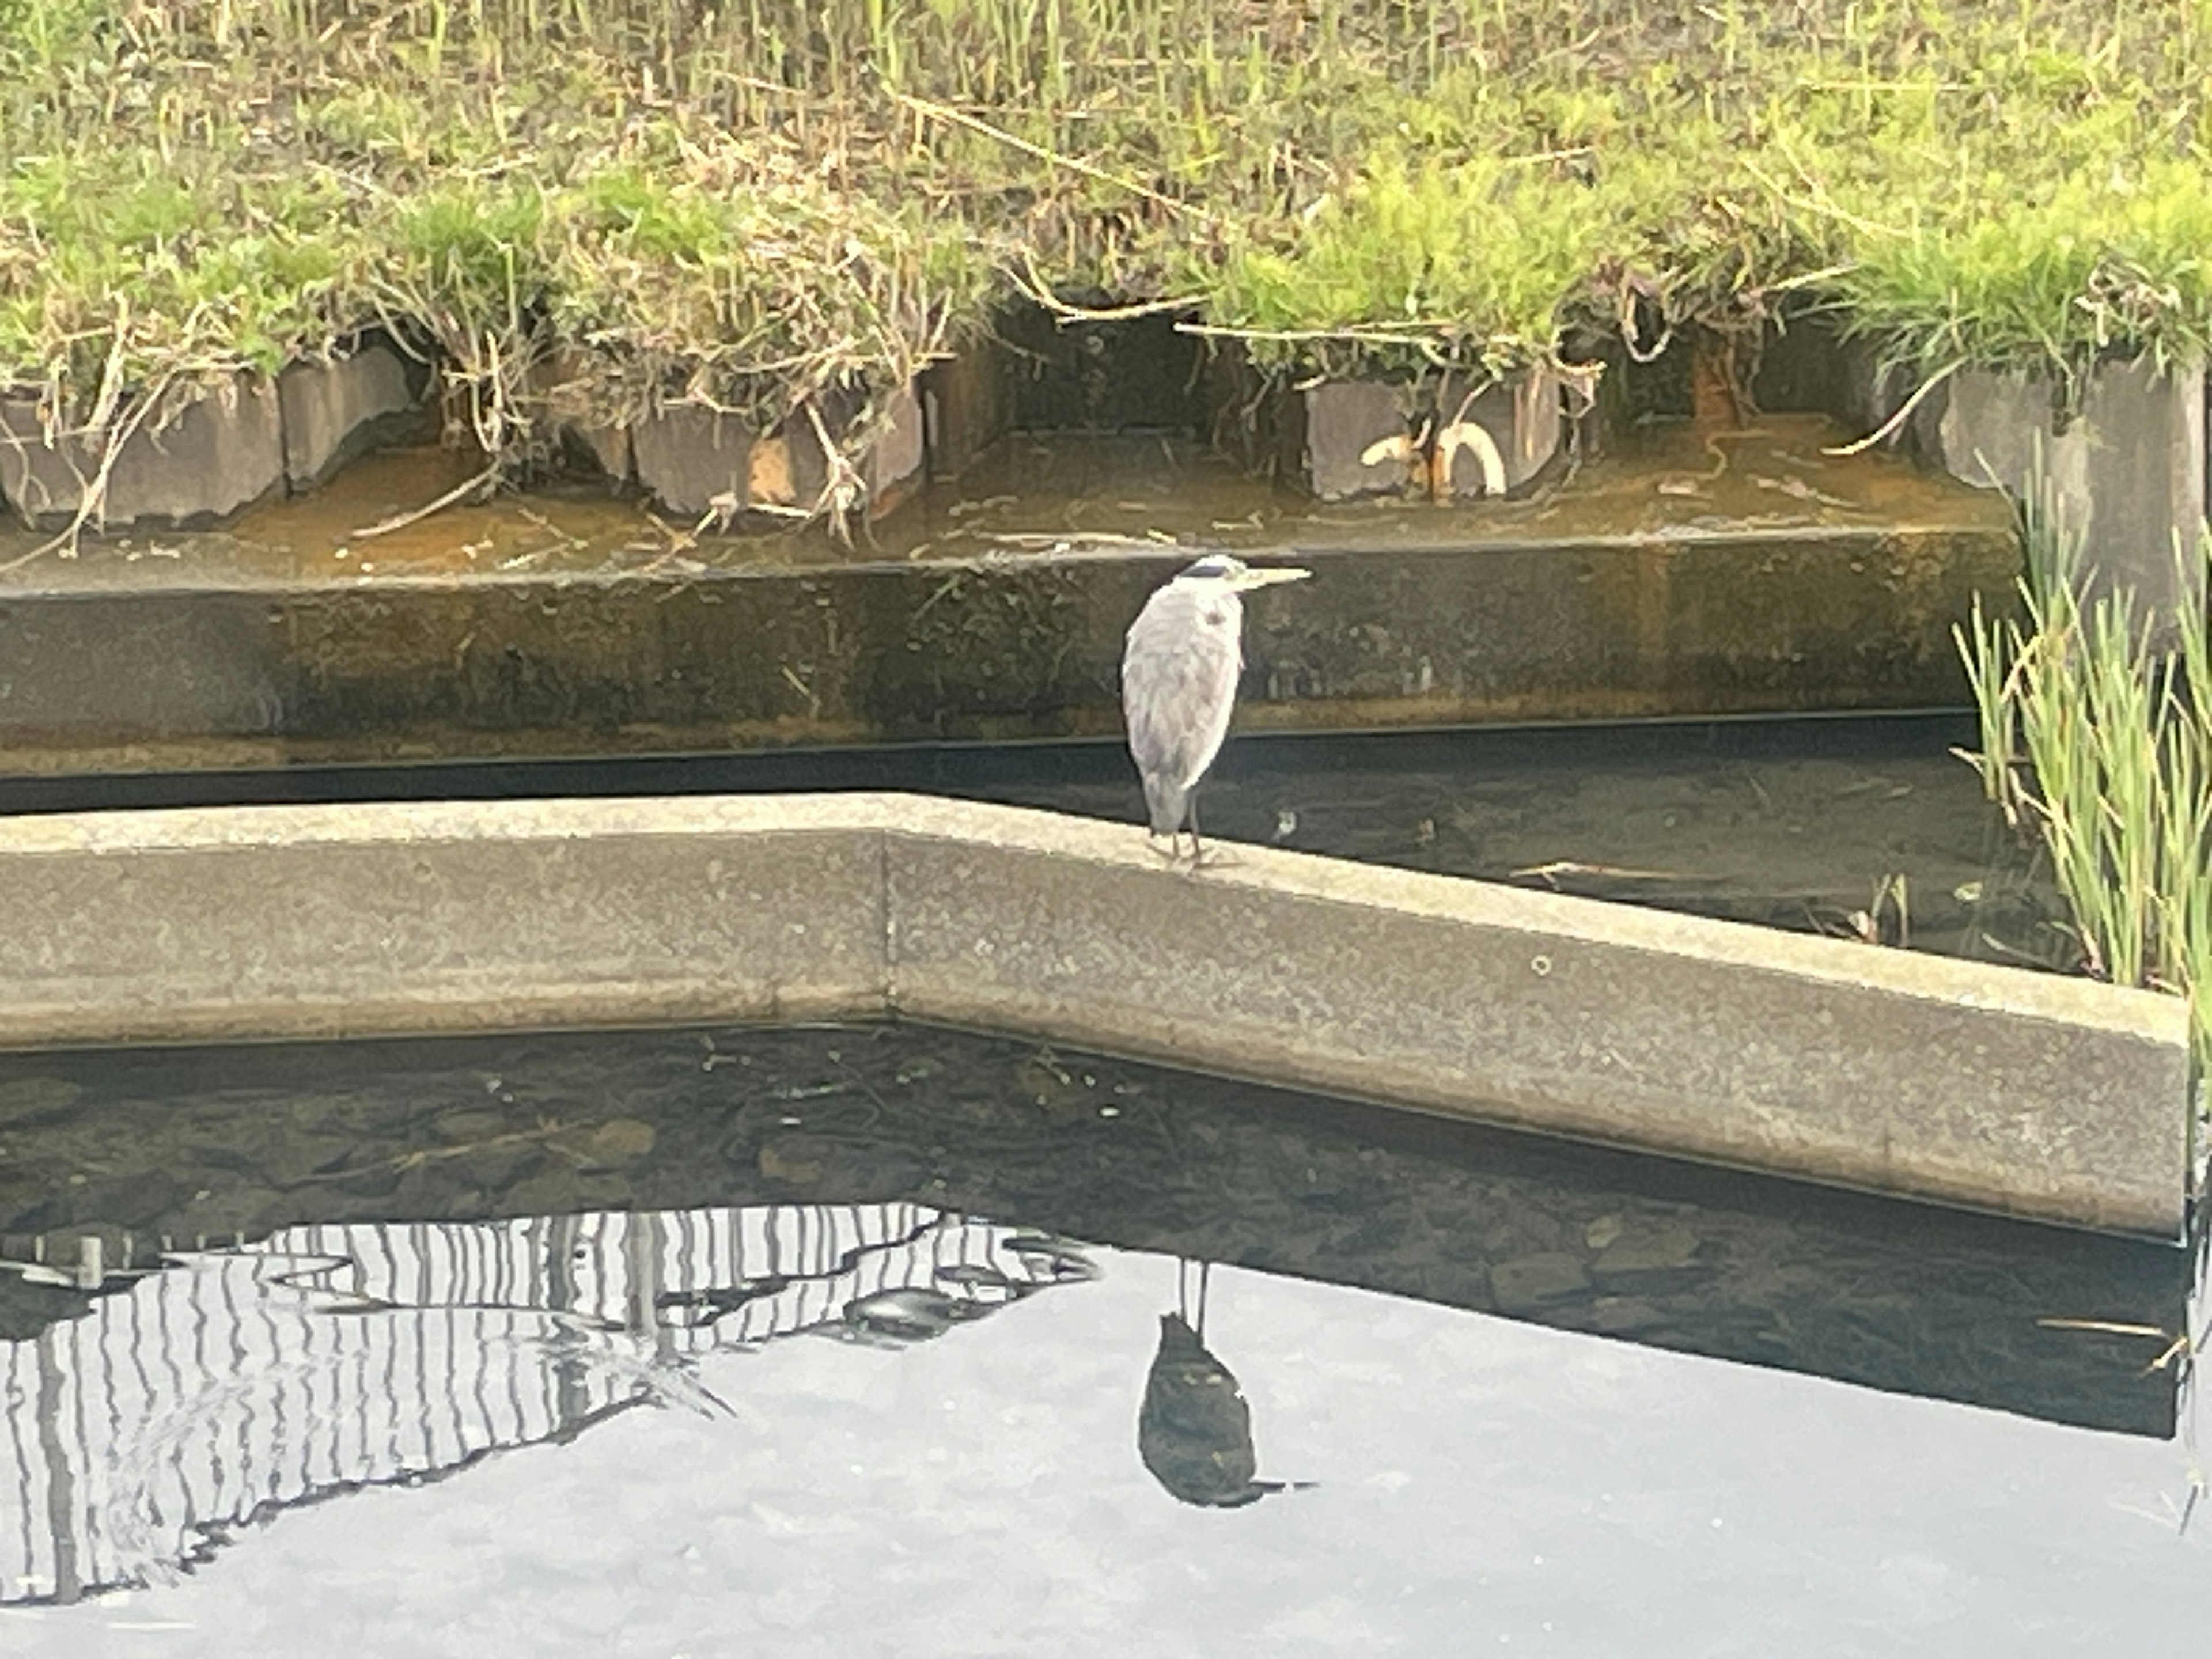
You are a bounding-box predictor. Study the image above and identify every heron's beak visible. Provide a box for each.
[1228,565,1312,591]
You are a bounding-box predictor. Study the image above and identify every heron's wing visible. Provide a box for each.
[1120,587,1243,794]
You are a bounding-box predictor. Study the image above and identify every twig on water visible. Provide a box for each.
[1511,859,1684,885]
[349,465,501,540]
[1824,358,1963,456]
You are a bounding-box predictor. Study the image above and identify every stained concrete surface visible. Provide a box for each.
[1,377,286,529]
[277,344,423,491]
[0,418,2018,774]
[1932,357,2205,635]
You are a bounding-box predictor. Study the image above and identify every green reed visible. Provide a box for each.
[1956,476,2212,1118]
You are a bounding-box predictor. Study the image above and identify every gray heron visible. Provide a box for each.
[1120,554,1310,860]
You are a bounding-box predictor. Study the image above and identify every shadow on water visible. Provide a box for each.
[0,1021,2195,1601]
[0,711,2071,968]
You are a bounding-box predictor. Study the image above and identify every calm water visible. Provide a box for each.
[0,713,2070,969]
[0,1022,2200,1655]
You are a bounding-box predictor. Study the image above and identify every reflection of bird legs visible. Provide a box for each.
[1176,1257,1213,1341]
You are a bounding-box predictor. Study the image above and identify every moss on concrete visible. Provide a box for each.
[3,1,2208,475]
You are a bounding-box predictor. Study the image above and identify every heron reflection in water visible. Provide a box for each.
[1138,1260,1309,1508]
[1121,555,1311,862]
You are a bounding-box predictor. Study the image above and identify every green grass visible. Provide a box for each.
[4,1,2212,465]
[1956,479,2212,1160]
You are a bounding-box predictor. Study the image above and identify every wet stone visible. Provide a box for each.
[0,1077,86,1121]
[859,381,926,516]
[0,418,2021,763]
[1593,1223,1705,1282]
[1304,379,1418,499]
[278,343,423,491]
[1929,355,2205,637]
[1,376,284,529]
[1490,1252,1593,1313]
[758,1136,828,1185]
[921,341,1011,480]
[258,1128,362,1190]
[1590,1296,1670,1336]
[579,1117,657,1165]
[630,402,755,519]
[530,345,633,486]
[433,1108,512,1143]
[485,1166,585,1218]
[783,384,923,520]
[1483,1207,1571,1259]
[631,388,922,520]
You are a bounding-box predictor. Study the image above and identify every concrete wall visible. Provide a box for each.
[0,793,2188,1236]
[3,350,428,532]
[1785,341,2207,640]
[0,507,2018,776]
[1932,357,2205,638]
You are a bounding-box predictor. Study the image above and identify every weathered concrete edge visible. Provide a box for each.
[0,790,2169,1033]
[872,795,2180,1039]
[0,792,2188,1235]
[878,799,2188,1237]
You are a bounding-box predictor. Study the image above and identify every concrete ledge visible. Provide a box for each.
[0,793,2188,1235]
[0,416,2016,775]
[0,797,886,1046]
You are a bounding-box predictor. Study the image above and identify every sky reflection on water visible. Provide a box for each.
[0,1022,2200,1656]
[2,1244,2203,1658]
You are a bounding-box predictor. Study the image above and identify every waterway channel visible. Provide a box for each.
[0,1021,2201,1653]
[0,649,2187,1651]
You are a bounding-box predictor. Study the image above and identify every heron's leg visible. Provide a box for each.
[1185,798,1237,869]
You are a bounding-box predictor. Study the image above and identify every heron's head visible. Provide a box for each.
[1174,553,1312,592]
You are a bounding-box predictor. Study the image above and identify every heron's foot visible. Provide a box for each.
[1143,832,1184,864]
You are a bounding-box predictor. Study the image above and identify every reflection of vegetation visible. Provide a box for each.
[5,1,2212,454]
[1955,482,2212,1115]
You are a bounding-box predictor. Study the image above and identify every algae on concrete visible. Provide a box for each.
[0,420,2017,770]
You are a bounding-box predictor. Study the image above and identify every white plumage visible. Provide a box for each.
[1120,554,1310,857]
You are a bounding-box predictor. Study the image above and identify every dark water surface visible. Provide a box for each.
[0,1022,2200,1655]
[0,713,2071,969]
